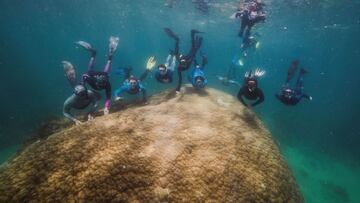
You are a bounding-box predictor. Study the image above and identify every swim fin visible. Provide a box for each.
[239,58,244,66]
[109,36,120,55]
[287,60,299,82]
[62,61,77,88]
[191,29,204,34]
[75,41,93,51]
[164,28,179,40]
[300,68,308,74]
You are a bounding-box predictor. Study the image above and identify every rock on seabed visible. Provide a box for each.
[0,87,303,202]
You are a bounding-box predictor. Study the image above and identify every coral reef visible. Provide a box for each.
[0,87,303,202]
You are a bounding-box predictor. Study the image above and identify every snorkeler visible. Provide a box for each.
[76,36,119,115]
[153,54,177,84]
[62,61,100,125]
[276,60,312,105]
[236,0,265,42]
[237,69,265,108]
[164,28,204,92]
[237,35,260,66]
[188,53,208,89]
[113,57,156,103]
[63,84,100,125]
[217,55,241,86]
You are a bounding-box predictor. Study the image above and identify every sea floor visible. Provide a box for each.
[1,143,359,203]
[283,146,360,203]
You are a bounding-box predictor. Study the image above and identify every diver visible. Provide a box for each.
[154,54,177,84]
[164,28,204,92]
[63,84,100,125]
[237,69,265,108]
[114,57,156,103]
[276,60,312,105]
[76,36,119,115]
[216,55,241,86]
[238,34,260,66]
[62,61,100,125]
[240,35,259,57]
[188,52,208,90]
[236,0,265,43]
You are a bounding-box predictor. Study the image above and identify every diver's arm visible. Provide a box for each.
[229,80,241,86]
[114,85,128,98]
[237,89,248,106]
[139,69,151,82]
[275,93,282,102]
[141,86,147,102]
[63,98,81,124]
[251,89,265,107]
[104,83,112,110]
[302,94,312,101]
[201,53,208,68]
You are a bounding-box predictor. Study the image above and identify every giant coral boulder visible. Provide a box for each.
[0,87,303,202]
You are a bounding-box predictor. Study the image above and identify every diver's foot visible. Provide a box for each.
[191,29,204,34]
[300,68,308,74]
[109,36,119,55]
[76,41,94,51]
[164,28,179,40]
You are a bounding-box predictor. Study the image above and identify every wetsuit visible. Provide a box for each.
[114,68,149,102]
[237,86,264,107]
[155,55,176,83]
[276,65,311,106]
[155,70,174,83]
[63,90,100,122]
[275,90,311,106]
[236,2,265,42]
[165,28,203,91]
[82,51,112,110]
[187,56,208,89]
[188,66,208,89]
[114,80,147,102]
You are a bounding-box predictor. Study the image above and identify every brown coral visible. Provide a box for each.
[0,87,303,202]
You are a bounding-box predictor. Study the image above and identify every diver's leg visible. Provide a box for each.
[103,56,112,74]
[286,60,299,83]
[295,69,305,94]
[104,36,119,73]
[165,54,171,68]
[87,50,96,71]
[62,61,77,88]
[176,68,183,92]
[169,55,176,71]
[190,29,203,48]
[239,16,248,37]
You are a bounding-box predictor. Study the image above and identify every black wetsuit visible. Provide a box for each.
[82,71,111,107]
[236,1,265,43]
[276,61,311,106]
[63,90,100,122]
[172,30,203,91]
[237,86,264,107]
[275,89,311,106]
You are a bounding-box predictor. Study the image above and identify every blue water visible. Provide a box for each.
[0,1,359,202]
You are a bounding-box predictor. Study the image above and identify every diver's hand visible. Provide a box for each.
[104,108,109,115]
[75,120,83,126]
[88,114,94,121]
[115,96,123,101]
[146,56,156,70]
